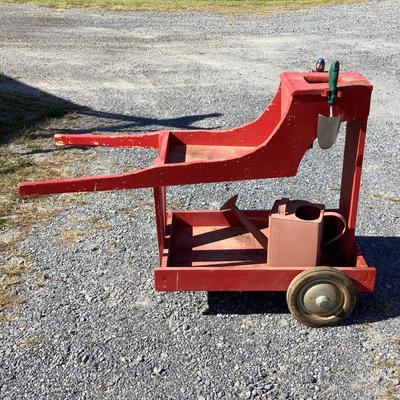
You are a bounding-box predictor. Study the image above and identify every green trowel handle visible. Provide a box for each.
[328,60,340,106]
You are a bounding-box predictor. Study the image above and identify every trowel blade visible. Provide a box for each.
[317,114,342,149]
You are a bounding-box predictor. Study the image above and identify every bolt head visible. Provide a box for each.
[316,295,331,308]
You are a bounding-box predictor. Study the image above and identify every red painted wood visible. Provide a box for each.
[54,131,163,148]
[154,266,375,292]
[339,119,369,262]
[155,210,376,292]
[19,72,373,199]
[18,70,376,295]
[153,186,166,261]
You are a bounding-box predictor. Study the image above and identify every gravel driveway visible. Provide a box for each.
[0,1,399,399]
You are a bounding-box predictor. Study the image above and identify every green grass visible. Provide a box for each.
[0,0,367,13]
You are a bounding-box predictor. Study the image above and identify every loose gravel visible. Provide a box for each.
[0,1,399,399]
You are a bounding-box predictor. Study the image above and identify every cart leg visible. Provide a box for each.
[153,186,166,261]
[339,119,368,262]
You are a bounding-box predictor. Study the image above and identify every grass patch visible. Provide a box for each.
[0,288,24,314]
[375,340,400,400]
[18,337,43,347]
[0,84,99,323]
[379,387,399,400]
[56,217,112,245]
[386,195,400,203]
[57,228,90,244]
[0,141,93,241]
[0,260,27,317]
[0,0,368,14]
[0,218,7,230]
[0,109,97,320]
[0,138,96,320]
[0,91,66,145]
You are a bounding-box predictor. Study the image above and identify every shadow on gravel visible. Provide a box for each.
[352,236,400,324]
[205,236,400,324]
[60,110,223,134]
[0,74,70,144]
[0,74,222,145]
[205,292,288,315]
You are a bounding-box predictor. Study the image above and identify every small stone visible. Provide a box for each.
[80,354,89,363]
[242,390,251,399]
[258,369,267,378]
[84,294,93,302]
[362,342,374,351]
[153,366,165,376]
[136,355,144,362]
[304,375,316,384]
[107,375,121,387]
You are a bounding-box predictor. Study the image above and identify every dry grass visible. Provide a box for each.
[18,337,43,347]
[56,216,112,244]
[87,216,112,230]
[375,339,400,400]
[0,117,97,321]
[0,142,94,244]
[120,207,136,220]
[0,0,368,14]
[386,195,400,203]
[57,228,90,244]
[0,287,24,312]
[0,260,28,318]
[370,192,400,203]
[0,142,95,320]
[378,388,398,400]
[1,262,27,283]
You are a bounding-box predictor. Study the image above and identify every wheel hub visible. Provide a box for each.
[302,283,341,316]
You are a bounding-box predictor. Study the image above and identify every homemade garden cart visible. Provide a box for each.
[19,65,375,327]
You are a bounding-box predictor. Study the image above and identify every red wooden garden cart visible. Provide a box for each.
[19,68,375,326]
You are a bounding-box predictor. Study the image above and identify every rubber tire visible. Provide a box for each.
[286,267,357,327]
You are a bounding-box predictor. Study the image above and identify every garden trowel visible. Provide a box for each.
[317,60,341,149]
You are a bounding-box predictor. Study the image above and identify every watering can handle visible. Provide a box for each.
[323,211,347,247]
[328,60,340,106]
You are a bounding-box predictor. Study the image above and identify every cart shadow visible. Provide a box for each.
[58,109,223,134]
[351,236,400,324]
[205,291,288,315]
[204,236,400,325]
[0,74,222,145]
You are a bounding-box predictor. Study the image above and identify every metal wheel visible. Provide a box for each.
[286,267,356,327]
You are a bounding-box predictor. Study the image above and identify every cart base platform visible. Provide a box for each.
[155,210,375,292]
